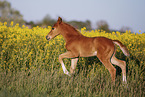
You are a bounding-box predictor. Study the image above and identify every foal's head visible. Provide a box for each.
[46,17,62,41]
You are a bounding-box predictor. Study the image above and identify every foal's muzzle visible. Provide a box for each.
[46,36,51,41]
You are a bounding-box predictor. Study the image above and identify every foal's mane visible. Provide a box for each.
[61,22,82,36]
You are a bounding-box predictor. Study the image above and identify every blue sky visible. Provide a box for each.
[7,0,145,32]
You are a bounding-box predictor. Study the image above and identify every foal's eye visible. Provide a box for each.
[52,28,54,30]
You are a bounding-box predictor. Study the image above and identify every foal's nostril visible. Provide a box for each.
[46,36,48,39]
[46,36,50,40]
[47,37,50,40]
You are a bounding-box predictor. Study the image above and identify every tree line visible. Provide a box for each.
[0,0,24,25]
[0,0,131,33]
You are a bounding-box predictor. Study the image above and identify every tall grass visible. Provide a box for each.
[0,65,144,97]
[0,22,144,96]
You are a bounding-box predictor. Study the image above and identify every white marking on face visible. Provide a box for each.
[93,51,97,55]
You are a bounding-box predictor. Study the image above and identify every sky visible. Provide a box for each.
[7,0,145,33]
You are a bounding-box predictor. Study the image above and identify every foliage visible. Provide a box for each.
[36,14,56,27]
[68,20,92,30]
[0,22,144,96]
[96,20,111,33]
[0,0,24,26]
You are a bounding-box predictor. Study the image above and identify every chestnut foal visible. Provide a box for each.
[46,17,130,83]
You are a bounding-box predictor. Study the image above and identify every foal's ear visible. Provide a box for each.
[57,17,62,24]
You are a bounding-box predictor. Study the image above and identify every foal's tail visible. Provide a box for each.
[113,40,130,56]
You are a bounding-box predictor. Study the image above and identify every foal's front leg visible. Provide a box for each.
[59,51,76,76]
[70,58,78,74]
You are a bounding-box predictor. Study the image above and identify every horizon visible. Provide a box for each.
[7,0,145,33]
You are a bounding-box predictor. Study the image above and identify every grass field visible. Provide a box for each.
[0,22,144,97]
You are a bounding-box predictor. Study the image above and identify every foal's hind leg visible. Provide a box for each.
[99,58,116,83]
[111,55,127,83]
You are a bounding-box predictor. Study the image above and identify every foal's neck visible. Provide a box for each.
[60,23,83,43]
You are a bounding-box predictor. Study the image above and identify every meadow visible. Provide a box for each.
[0,22,144,97]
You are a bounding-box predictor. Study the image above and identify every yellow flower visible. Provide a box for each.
[22,25,25,28]
[4,22,7,25]
[112,31,115,35]
[0,22,145,73]
[10,21,14,26]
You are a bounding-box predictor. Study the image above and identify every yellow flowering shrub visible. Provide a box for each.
[0,22,145,73]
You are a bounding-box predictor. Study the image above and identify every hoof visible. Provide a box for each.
[65,71,71,76]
